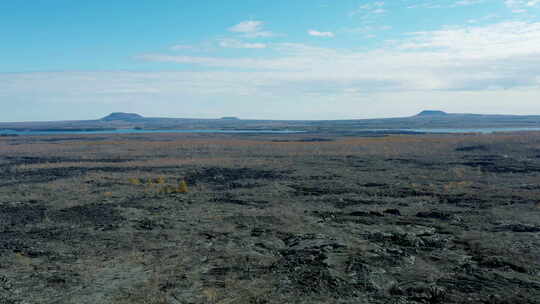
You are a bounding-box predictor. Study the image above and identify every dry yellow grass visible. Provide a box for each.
[177,180,188,193]
[128,177,141,185]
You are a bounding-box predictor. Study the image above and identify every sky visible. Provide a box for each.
[1,0,540,121]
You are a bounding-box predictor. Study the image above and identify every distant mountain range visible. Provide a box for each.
[1,111,540,133]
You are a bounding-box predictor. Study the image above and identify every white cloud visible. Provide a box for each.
[467,14,498,24]
[229,20,262,33]
[2,70,539,120]
[308,30,335,37]
[228,20,274,38]
[359,1,385,10]
[406,0,484,9]
[505,0,540,12]
[399,21,540,59]
[350,1,386,16]
[219,39,267,49]
[454,0,483,5]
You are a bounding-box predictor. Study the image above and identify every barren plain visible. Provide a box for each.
[1,132,540,303]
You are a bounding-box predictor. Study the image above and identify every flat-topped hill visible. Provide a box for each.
[416,110,448,116]
[101,112,144,121]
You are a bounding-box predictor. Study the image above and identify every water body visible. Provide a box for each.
[1,127,540,136]
[407,127,540,134]
[359,127,540,134]
[0,129,306,136]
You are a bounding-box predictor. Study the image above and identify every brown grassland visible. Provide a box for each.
[1,132,540,303]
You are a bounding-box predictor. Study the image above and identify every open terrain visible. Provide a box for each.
[1,131,540,303]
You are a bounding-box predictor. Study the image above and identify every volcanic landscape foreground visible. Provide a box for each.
[1,121,540,303]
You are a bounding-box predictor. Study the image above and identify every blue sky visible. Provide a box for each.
[1,0,540,121]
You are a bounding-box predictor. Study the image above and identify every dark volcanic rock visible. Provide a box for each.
[493,224,540,233]
[456,145,490,152]
[53,203,124,229]
[383,208,401,216]
[416,211,452,221]
[0,202,47,227]
[186,167,285,186]
[390,283,447,303]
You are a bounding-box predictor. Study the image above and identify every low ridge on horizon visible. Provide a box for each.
[3,110,538,125]
[99,110,452,122]
[95,110,532,122]
[416,110,448,116]
[101,112,144,121]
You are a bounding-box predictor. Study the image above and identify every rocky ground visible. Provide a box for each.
[1,132,540,303]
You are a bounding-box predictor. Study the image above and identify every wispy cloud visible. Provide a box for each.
[350,1,386,16]
[4,1,540,120]
[308,29,335,37]
[399,21,540,58]
[359,1,386,11]
[7,19,540,120]
[139,21,540,93]
[350,1,388,25]
[406,0,484,9]
[219,39,267,49]
[454,0,484,5]
[467,14,499,24]
[228,20,274,38]
[504,0,540,13]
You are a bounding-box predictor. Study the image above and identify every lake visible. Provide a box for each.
[2,127,540,136]
[0,129,306,135]
[406,127,540,134]
[357,127,540,134]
